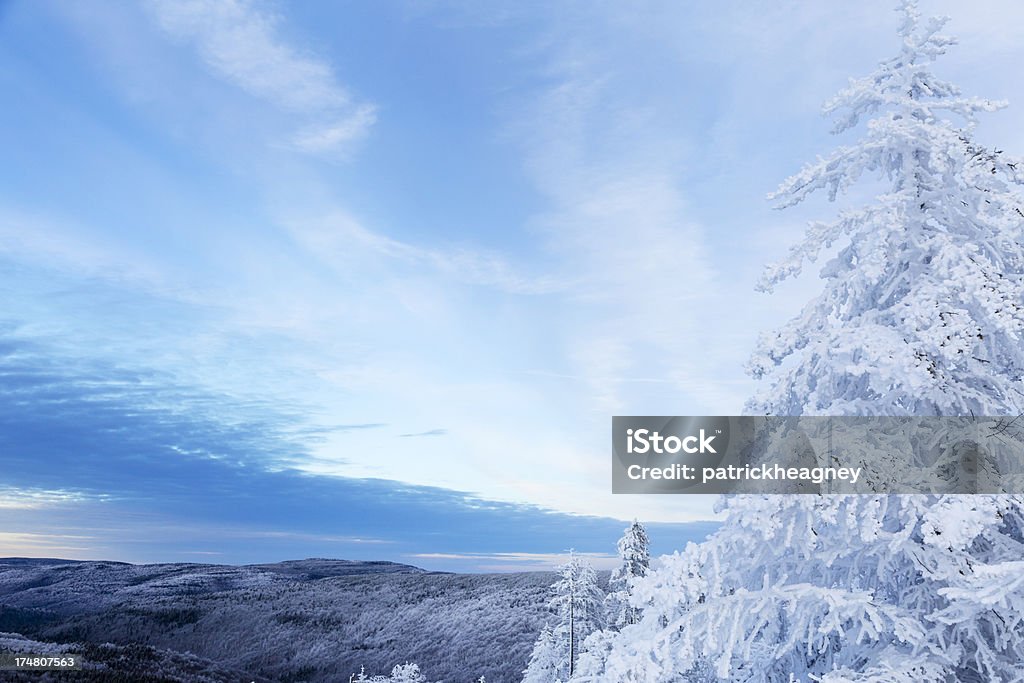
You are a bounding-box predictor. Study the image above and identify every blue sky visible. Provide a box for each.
[2,0,1023,571]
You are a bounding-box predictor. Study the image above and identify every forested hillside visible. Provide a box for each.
[0,558,554,682]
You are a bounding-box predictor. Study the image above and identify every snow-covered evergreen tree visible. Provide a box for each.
[584,3,1024,681]
[746,0,1024,418]
[604,520,650,629]
[522,623,563,683]
[547,551,605,680]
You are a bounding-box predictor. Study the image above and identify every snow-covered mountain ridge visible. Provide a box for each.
[0,557,553,682]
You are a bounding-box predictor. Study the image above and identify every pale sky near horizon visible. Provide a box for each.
[2,0,1023,570]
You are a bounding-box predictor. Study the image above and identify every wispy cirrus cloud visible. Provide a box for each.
[0,488,106,511]
[0,206,168,291]
[143,0,376,155]
[283,210,568,295]
[0,532,97,557]
[398,429,447,438]
[236,530,391,545]
[503,14,724,417]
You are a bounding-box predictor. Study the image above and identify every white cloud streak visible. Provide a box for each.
[284,210,568,295]
[0,488,107,511]
[0,532,97,556]
[144,0,376,154]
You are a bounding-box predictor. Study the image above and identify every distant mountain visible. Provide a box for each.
[0,558,555,682]
[247,558,429,580]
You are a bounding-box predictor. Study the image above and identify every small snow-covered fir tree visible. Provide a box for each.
[548,551,605,679]
[522,623,563,683]
[604,520,650,629]
[586,3,1024,681]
